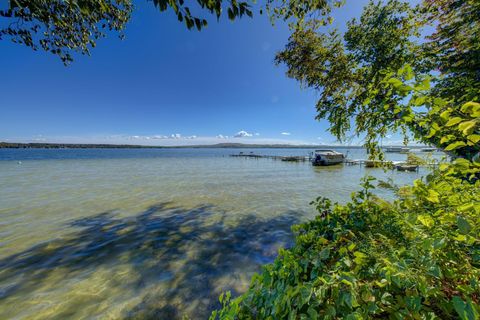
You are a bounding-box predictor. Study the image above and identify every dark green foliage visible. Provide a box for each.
[0,0,133,64]
[0,0,336,64]
[151,0,252,31]
[212,165,480,319]
[421,0,480,104]
[275,0,479,159]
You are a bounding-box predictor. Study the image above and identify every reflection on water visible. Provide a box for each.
[0,202,297,319]
[0,148,441,319]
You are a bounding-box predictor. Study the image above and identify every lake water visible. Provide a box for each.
[0,148,440,319]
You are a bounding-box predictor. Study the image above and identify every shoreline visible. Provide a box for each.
[0,142,425,150]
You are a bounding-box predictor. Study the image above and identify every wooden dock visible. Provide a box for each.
[230,153,310,162]
[345,159,423,172]
[231,152,434,172]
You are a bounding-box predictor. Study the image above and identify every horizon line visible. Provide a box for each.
[0,141,429,149]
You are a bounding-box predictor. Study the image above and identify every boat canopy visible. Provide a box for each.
[314,149,343,155]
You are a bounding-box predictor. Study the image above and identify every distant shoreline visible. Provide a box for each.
[0,142,425,149]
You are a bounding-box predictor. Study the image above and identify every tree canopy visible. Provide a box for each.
[0,0,340,64]
[275,0,479,160]
[422,0,480,104]
[0,0,133,64]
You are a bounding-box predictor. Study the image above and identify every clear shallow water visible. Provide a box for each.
[0,148,440,319]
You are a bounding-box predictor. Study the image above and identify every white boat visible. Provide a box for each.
[311,150,345,166]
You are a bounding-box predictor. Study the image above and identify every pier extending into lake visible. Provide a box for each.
[230,153,310,162]
[230,152,440,172]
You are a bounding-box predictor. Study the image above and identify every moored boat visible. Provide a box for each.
[311,150,345,166]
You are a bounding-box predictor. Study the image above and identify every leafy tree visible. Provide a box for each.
[421,0,480,104]
[276,0,419,158]
[0,0,133,64]
[0,0,339,64]
[275,0,479,160]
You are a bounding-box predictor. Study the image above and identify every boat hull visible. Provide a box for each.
[312,160,343,166]
[311,157,344,166]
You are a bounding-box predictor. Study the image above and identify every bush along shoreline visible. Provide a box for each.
[210,74,480,318]
[211,160,479,319]
[211,41,480,317]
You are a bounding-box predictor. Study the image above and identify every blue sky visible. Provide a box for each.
[0,0,409,146]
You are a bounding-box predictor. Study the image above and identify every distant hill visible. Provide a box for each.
[0,142,369,149]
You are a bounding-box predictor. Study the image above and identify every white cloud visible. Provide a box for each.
[121,134,198,140]
[234,130,253,138]
[216,134,229,139]
[281,132,291,136]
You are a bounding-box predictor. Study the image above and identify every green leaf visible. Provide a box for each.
[319,248,330,260]
[403,64,414,80]
[227,8,235,20]
[406,296,422,312]
[458,203,474,212]
[440,110,451,120]
[425,190,440,203]
[439,163,450,171]
[307,307,318,320]
[458,120,477,135]
[412,96,427,106]
[468,134,480,143]
[388,78,403,88]
[433,97,447,107]
[457,216,471,234]
[452,296,468,320]
[418,214,435,227]
[445,141,467,151]
[440,135,454,144]
[426,128,437,138]
[445,117,463,127]
[461,101,480,115]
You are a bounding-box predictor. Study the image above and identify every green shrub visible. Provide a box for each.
[211,162,480,319]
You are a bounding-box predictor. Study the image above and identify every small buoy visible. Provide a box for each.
[17,161,22,164]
